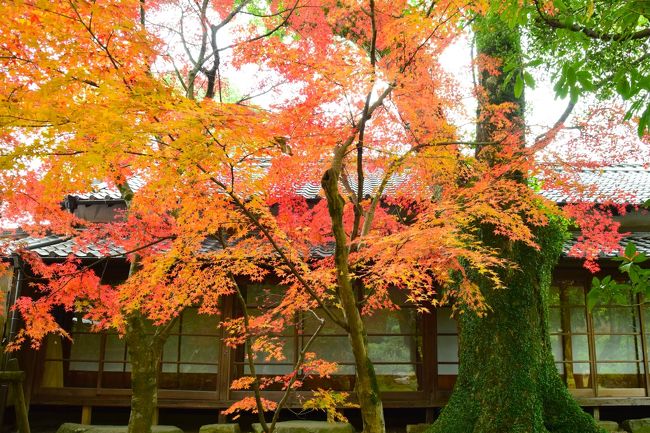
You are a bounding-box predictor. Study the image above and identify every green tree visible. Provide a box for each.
[510,0,650,135]
[428,13,604,433]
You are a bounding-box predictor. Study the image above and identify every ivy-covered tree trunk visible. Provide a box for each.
[428,15,603,433]
[429,223,602,433]
[125,312,164,433]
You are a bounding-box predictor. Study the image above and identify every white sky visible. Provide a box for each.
[150,7,646,161]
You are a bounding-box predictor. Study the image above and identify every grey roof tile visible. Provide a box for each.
[72,177,145,201]
[540,164,650,205]
[5,231,650,261]
[72,164,650,205]
[10,232,650,259]
[10,165,650,260]
[294,173,409,200]
[563,232,650,258]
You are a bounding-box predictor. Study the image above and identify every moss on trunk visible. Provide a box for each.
[428,222,603,433]
[126,313,164,433]
[429,14,604,433]
[321,168,386,433]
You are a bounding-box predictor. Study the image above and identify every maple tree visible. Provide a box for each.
[0,1,648,433]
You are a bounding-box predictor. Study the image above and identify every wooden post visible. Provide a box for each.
[0,370,30,433]
[425,408,435,424]
[12,379,30,433]
[593,407,600,421]
[152,407,159,426]
[81,406,92,425]
[218,411,227,424]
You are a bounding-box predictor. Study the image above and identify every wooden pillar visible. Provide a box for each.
[559,284,576,389]
[152,407,159,426]
[0,370,30,433]
[12,379,30,433]
[218,411,227,424]
[81,406,92,425]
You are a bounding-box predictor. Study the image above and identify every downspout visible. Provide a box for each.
[6,255,24,348]
[0,256,24,430]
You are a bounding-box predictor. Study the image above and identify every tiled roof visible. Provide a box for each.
[540,164,650,205]
[11,164,650,260]
[295,173,409,200]
[74,172,407,202]
[5,235,126,258]
[562,232,650,258]
[72,177,146,201]
[5,231,650,261]
[73,164,650,205]
[2,234,231,260]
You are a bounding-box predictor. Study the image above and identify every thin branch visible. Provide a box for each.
[231,275,272,433]
[212,0,253,33]
[217,0,300,52]
[268,310,324,433]
[153,314,179,341]
[533,0,650,42]
[236,82,288,105]
[351,0,378,241]
[534,100,576,144]
[399,2,456,73]
[195,164,349,332]
[593,52,650,88]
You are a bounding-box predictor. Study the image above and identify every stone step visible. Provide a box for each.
[623,418,650,433]
[56,424,183,433]
[199,424,241,433]
[405,424,429,433]
[598,421,621,432]
[251,421,355,433]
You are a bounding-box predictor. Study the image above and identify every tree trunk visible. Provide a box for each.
[340,284,385,433]
[126,313,163,433]
[429,14,603,433]
[429,223,603,433]
[322,168,386,433]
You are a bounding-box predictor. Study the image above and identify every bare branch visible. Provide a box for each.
[534,100,576,144]
[218,0,301,52]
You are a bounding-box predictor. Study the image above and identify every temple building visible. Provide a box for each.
[3,164,650,422]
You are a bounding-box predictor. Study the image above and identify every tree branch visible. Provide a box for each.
[533,0,650,42]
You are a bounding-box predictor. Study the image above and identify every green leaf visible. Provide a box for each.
[616,75,632,100]
[587,286,600,311]
[569,86,579,104]
[638,105,650,137]
[625,242,637,258]
[630,265,640,283]
[614,292,629,305]
[640,74,650,91]
[576,70,593,91]
[514,73,524,98]
[613,283,632,293]
[565,64,576,86]
[523,71,535,88]
[526,59,543,68]
[585,0,595,20]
